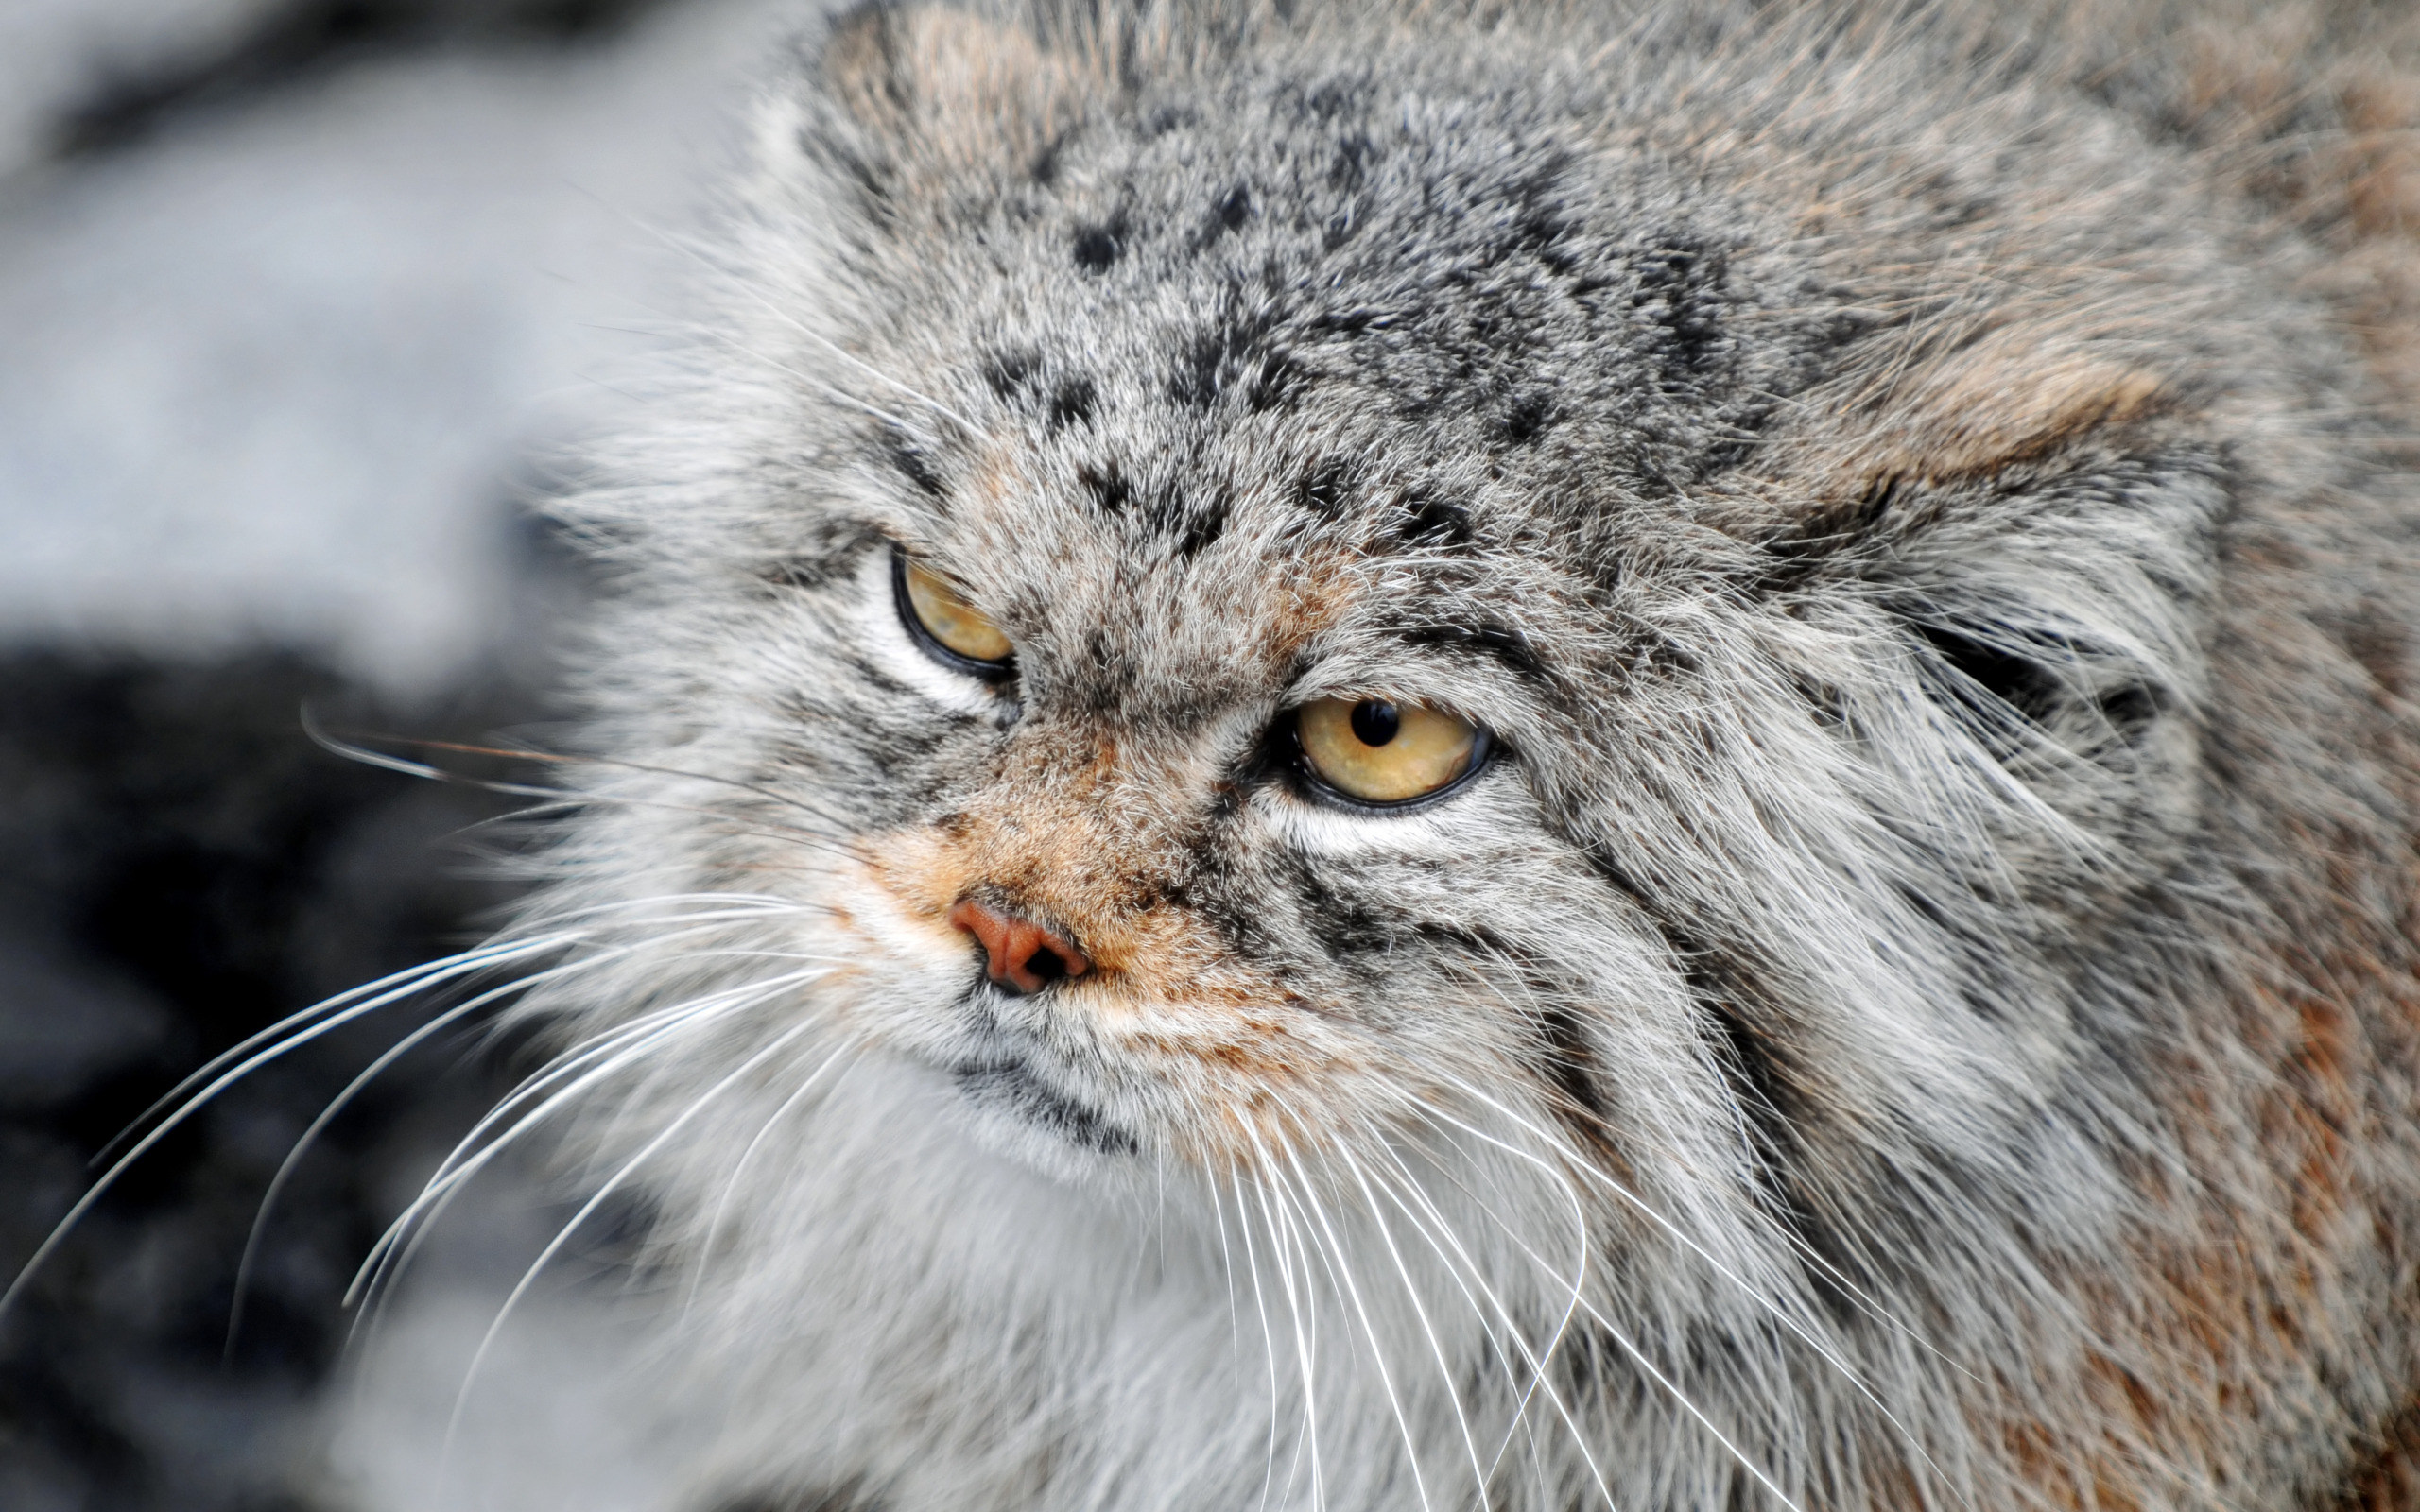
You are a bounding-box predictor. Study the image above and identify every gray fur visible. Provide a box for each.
[487,1,2420,1506]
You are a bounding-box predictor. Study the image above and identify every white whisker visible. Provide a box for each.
[1276,1136,1434,1512]
[437,1014,825,1487]
[350,967,831,1321]
[1359,1135,1620,1512]
[1330,1136,1491,1505]
[680,1042,856,1325]
[1414,1076,1966,1504]
[1230,1163,1286,1512]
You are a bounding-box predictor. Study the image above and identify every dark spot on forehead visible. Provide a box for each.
[1392,492,1472,547]
[1046,377,1097,434]
[1505,157,1584,274]
[1630,239,1731,385]
[1068,625,1139,713]
[1074,459,1221,556]
[1143,104,1197,138]
[1296,460,1356,519]
[1169,294,1304,411]
[1193,183,1253,250]
[1329,132,1374,192]
[1029,129,1068,185]
[1077,460,1134,514]
[1073,216,1126,273]
[983,350,1038,400]
[1151,493,1228,558]
[1287,76,1367,123]
[1500,392,1555,444]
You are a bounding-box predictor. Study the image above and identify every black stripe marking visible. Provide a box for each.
[884,428,945,499]
[1389,622,1546,681]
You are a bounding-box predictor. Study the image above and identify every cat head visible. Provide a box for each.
[549,0,2290,1299]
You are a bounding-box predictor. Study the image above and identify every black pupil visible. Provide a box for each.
[1349,699,1401,747]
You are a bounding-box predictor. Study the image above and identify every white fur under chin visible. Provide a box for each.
[664,1057,1560,1511]
[536,1033,1892,1512]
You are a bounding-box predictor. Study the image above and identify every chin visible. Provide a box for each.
[944,1057,1148,1188]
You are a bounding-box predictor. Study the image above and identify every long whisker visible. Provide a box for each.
[1275,1134,1435,1512]
[1330,1136,1491,1506]
[358,941,841,1244]
[1573,1287,1806,1512]
[0,935,584,1324]
[436,1013,825,1486]
[1207,1169,1242,1383]
[1358,1136,1619,1512]
[226,985,512,1362]
[305,719,869,864]
[349,966,830,1321]
[1418,1076,1968,1504]
[313,726,868,835]
[1426,972,1983,1391]
[349,960,837,1340]
[680,1041,857,1325]
[356,955,836,1282]
[343,997,732,1334]
[408,942,852,1207]
[1411,1115,1806,1512]
[96,934,571,1170]
[277,924,812,1322]
[1243,1130,1324,1511]
[1229,1163,1286,1512]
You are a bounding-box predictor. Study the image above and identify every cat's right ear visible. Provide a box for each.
[786,3,1089,216]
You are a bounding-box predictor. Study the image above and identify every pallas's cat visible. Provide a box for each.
[369,0,2420,1505]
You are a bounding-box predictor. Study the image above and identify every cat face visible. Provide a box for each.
[554,3,2231,1258]
[831,444,1688,1186]
[708,52,1781,1207]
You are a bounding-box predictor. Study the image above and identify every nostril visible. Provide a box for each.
[947,899,1090,995]
[1024,946,1068,986]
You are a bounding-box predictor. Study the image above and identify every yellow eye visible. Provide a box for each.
[898,555,1013,670]
[1295,697,1485,805]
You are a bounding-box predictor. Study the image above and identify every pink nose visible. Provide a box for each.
[948,900,1090,995]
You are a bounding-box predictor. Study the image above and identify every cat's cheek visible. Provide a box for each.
[826,831,1419,1169]
[806,850,992,1062]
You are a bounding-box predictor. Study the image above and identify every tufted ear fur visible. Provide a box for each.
[806,4,1091,207]
[1857,333,2170,490]
[1751,323,2220,867]
[1789,326,2177,505]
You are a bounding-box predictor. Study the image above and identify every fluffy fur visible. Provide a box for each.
[483,1,2420,1505]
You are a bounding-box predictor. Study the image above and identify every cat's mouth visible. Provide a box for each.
[950,1055,1138,1157]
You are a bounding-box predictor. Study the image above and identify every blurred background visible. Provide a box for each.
[0,1,801,1506]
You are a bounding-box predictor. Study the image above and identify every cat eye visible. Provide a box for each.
[1293,696,1487,806]
[895,551,1015,678]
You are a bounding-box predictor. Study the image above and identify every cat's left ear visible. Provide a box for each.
[785,3,1088,213]
[1809,328,2174,507]
[1758,326,2218,794]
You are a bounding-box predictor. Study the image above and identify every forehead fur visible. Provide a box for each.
[778,0,2297,577]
